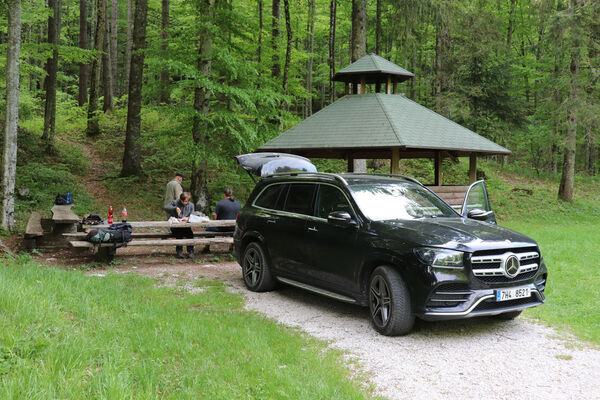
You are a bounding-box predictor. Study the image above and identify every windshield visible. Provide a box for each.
[349,181,458,221]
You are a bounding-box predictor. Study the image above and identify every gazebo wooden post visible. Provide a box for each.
[345,82,350,95]
[391,148,400,174]
[347,156,354,172]
[386,76,392,94]
[360,76,366,94]
[434,151,443,186]
[469,153,477,183]
[393,81,398,94]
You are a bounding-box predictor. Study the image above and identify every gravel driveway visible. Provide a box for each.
[117,260,600,400]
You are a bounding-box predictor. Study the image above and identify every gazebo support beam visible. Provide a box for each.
[434,152,443,186]
[469,154,477,184]
[391,148,400,174]
[347,156,354,172]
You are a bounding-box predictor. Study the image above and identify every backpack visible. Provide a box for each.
[82,214,103,225]
[85,223,133,248]
[55,193,73,205]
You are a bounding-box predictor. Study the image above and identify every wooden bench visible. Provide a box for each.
[427,185,469,211]
[24,212,44,249]
[69,220,236,261]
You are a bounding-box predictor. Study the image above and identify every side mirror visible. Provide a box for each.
[467,208,496,224]
[327,211,358,229]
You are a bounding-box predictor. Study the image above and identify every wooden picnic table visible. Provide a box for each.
[81,219,236,230]
[51,204,79,224]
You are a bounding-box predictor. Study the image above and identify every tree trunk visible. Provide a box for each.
[282,0,291,95]
[102,0,114,112]
[584,127,595,175]
[121,0,149,176]
[160,0,170,104]
[351,0,366,62]
[111,0,118,95]
[87,0,107,136]
[351,0,366,173]
[2,0,21,231]
[271,0,281,78]
[42,0,61,152]
[305,0,315,117]
[328,0,336,103]
[375,0,381,55]
[78,0,88,106]
[558,52,579,202]
[124,0,133,93]
[257,0,263,63]
[191,0,218,215]
[434,4,450,115]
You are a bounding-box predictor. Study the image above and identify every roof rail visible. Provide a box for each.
[366,172,423,186]
[265,171,348,185]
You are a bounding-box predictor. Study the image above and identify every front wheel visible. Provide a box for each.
[369,266,414,336]
[242,242,276,292]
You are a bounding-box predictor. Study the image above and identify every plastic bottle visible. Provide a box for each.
[108,206,113,224]
[66,192,71,204]
[121,207,128,222]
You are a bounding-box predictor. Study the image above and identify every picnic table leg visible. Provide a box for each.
[97,246,116,263]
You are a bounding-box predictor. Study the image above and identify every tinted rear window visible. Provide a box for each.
[254,184,285,210]
[283,184,316,215]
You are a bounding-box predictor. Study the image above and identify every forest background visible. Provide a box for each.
[1,0,599,230]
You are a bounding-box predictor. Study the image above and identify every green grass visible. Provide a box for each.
[503,217,600,345]
[0,255,374,399]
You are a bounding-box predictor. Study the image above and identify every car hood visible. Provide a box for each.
[373,217,537,252]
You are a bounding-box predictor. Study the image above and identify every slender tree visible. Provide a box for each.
[305,0,315,117]
[111,0,118,94]
[160,0,170,103]
[102,0,114,112]
[41,0,61,152]
[78,0,88,106]
[329,0,336,103]
[351,0,367,173]
[2,0,21,231]
[124,0,133,93]
[375,0,382,55]
[282,0,292,95]
[257,0,263,63]
[191,0,219,214]
[271,0,281,78]
[121,0,149,176]
[87,0,107,136]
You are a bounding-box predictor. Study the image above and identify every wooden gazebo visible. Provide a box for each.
[258,54,510,186]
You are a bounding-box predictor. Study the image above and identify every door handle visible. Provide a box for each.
[267,219,277,224]
[307,226,318,232]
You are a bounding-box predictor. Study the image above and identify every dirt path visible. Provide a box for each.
[98,259,600,400]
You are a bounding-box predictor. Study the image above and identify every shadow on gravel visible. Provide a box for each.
[263,282,514,338]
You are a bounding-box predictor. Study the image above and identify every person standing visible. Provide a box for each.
[164,192,195,259]
[210,188,241,232]
[164,173,184,208]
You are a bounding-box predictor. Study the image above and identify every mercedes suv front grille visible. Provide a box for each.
[470,247,540,284]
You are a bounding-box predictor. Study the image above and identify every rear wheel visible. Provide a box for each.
[368,266,414,336]
[492,310,522,320]
[242,242,276,292]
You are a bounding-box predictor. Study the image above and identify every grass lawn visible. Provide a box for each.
[503,217,600,345]
[0,255,374,399]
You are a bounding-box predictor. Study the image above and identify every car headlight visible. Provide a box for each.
[414,247,464,268]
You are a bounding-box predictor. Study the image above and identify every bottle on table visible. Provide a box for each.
[108,206,113,224]
[121,207,127,222]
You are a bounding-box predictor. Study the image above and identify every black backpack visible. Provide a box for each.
[82,214,103,225]
[86,223,133,248]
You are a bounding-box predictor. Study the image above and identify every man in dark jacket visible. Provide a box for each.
[164,192,195,259]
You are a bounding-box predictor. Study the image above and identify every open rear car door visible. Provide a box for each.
[234,152,317,182]
[462,180,496,224]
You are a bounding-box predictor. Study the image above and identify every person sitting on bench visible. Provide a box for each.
[164,192,195,259]
[207,188,241,232]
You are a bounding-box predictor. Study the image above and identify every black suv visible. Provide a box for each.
[233,154,547,335]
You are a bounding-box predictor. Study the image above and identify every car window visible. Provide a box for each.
[282,183,316,215]
[349,181,457,221]
[316,184,352,219]
[255,184,285,210]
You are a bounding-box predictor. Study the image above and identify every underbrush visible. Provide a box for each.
[0,255,374,399]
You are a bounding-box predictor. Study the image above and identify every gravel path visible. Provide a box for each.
[116,260,600,400]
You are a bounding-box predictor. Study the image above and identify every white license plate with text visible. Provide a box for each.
[495,287,531,302]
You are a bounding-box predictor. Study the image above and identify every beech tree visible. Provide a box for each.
[41,0,61,152]
[2,0,21,231]
[87,0,107,136]
[78,0,88,106]
[121,0,149,176]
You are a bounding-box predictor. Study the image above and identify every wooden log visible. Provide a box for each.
[69,237,234,248]
[25,212,44,238]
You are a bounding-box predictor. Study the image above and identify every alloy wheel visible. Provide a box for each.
[243,247,263,286]
[370,275,392,327]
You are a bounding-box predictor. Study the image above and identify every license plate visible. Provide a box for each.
[495,287,531,302]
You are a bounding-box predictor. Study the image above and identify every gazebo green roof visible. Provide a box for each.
[332,53,415,84]
[259,93,510,157]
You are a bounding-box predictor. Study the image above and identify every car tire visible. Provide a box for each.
[492,310,522,320]
[242,242,276,292]
[368,266,415,336]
